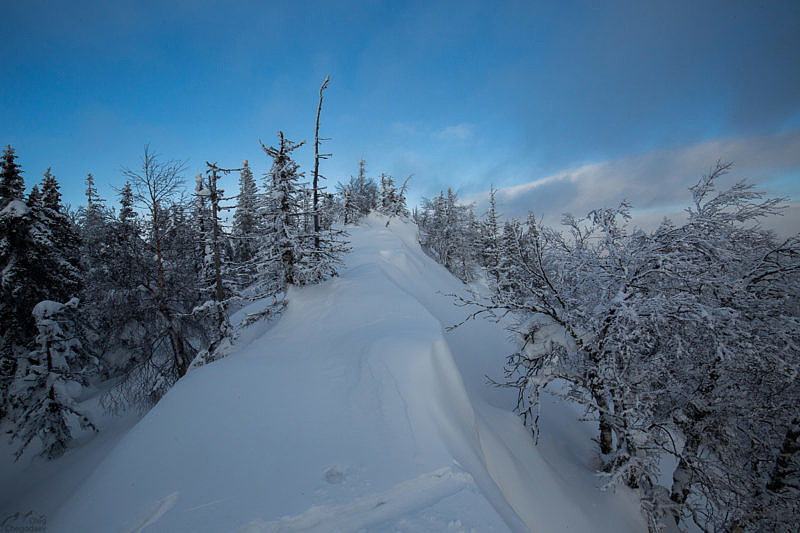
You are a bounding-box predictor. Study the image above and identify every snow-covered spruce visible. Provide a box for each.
[230,160,261,284]
[335,158,378,225]
[256,131,348,294]
[9,298,98,460]
[377,173,411,221]
[415,188,479,282]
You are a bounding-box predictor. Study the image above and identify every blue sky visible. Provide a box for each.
[2,0,799,230]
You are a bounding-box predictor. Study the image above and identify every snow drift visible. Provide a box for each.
[48,214,644,532]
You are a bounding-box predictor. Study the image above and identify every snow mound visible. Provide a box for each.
[49,214,644,532]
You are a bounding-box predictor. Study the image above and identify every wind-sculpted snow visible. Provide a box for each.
[239,467,473,532]
[49,214,644,532]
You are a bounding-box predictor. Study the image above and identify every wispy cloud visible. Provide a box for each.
[464,128,800,236]
[436,123,476,141]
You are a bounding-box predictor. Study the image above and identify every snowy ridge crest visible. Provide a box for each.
[48,216,643,533]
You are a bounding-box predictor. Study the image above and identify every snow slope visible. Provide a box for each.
[48,214,645,532]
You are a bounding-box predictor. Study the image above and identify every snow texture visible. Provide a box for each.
[43,214,644,532]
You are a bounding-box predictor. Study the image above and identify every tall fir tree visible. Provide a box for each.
[378,174,397,214]
[118,181,136,224]
[258,132,307,289]
[0,145,25,208]
[41,168,61,212]
[481,185,502,283]
[84,173,102,208]
[231,159,260,267]
[188,162,244,370]
[0,147,27,418]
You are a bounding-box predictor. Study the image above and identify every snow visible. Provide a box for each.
[520,313,577,360]
[239,467,473,532]
[0,397,140,520]
[4,214,645,532]
[31,297,78,321]
[0,198,28,217]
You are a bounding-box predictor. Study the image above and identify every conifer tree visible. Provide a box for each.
[80,173,108,254]
[259,132,306,289]
[26,185,41,208]
[118,181,135,225]
[379,174,395,213]
[188,162,244,370]
[1,164,81,357]
[377,174,411,223]
[0,148,28,418]
[2,162,84,429]
[495,218,524,295]
[87,183,148,375]
[41,168,61,212]
[9,298,98,460]
[256,132,348,294]
[481,185,501,283]
[0,145,24,208]
[336,159,377,224]
[231,160,260,266]
[416,188,477,281]
[193,173,212,293]
[84,173,102,209]
[37,170,82,300]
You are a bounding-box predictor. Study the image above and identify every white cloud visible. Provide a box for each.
[436,123,476,141]
[464,128,800,236]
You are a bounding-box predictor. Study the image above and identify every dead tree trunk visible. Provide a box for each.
[313,75,331,248]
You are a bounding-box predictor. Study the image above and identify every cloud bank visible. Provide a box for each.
[464,128,800,236]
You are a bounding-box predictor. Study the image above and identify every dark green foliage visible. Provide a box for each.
[1,163,82,422]
[0,145,24,207]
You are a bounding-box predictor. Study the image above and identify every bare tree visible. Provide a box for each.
[123,144,187,299]
[313,75,331,247]
[120,145,193,379]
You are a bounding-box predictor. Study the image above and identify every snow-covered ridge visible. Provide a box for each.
[48,214,644,532]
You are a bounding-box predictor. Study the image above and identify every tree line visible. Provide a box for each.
[0,81,410,461]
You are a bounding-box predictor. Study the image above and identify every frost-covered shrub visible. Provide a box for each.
[457,162,800,531]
